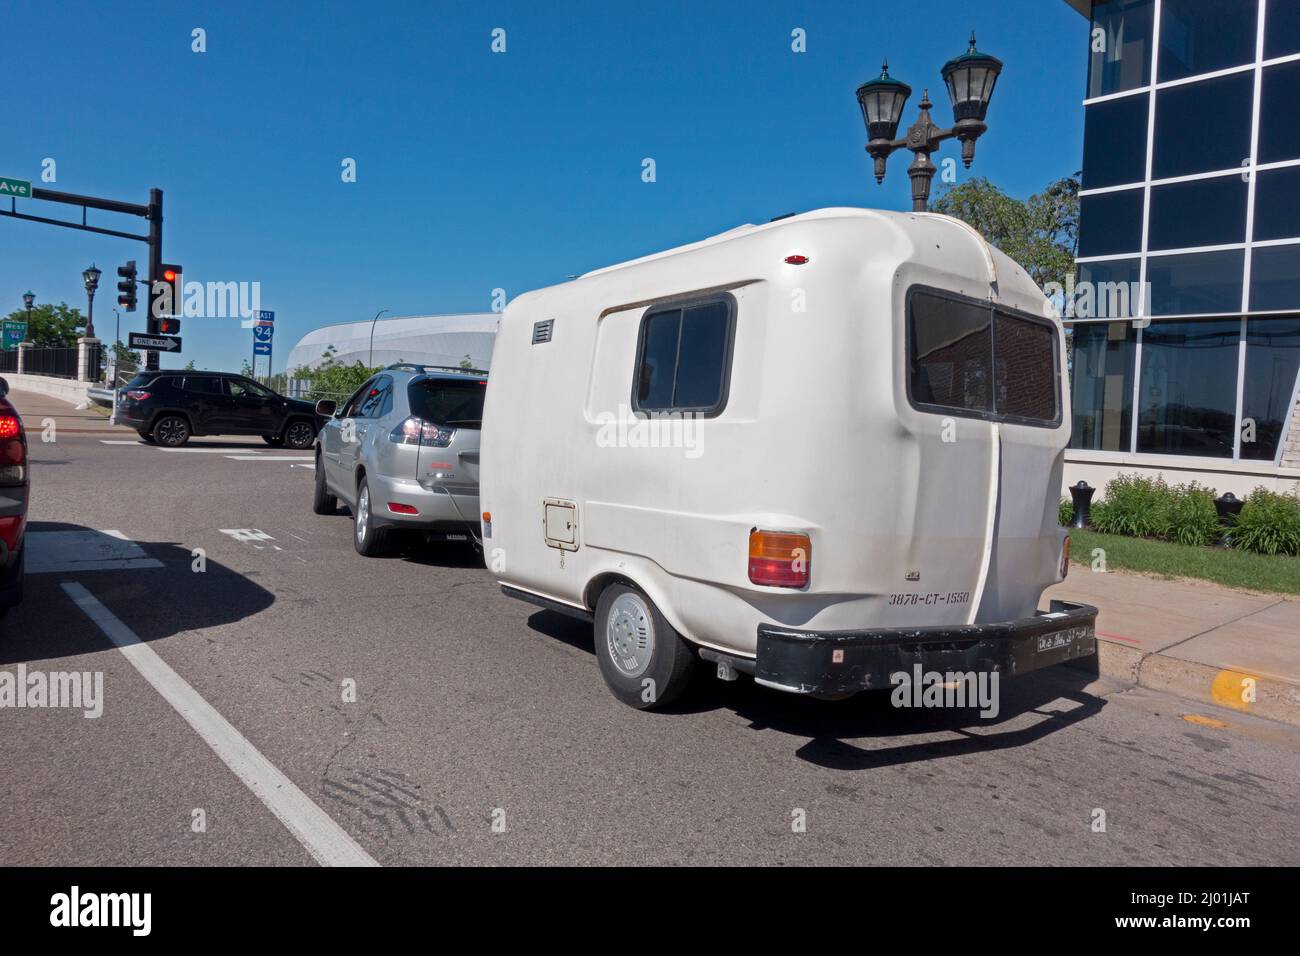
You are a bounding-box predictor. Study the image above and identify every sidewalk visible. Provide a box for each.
[1047,569,1300,726]
[6,386,136,438]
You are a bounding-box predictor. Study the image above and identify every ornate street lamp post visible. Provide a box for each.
[857,33,1003,212]
[82,263,102,339]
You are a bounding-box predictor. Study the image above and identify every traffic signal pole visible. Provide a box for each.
[145,188,163,370]
[0,184,166,369]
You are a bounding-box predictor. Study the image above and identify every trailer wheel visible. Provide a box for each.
[594,583,695,710]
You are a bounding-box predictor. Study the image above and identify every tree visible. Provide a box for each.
[929,174,1080,291]
[2,302,85,347]
[183,360,196,371]
[110,342,141,379]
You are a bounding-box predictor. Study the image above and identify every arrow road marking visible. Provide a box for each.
[60,582,379,868]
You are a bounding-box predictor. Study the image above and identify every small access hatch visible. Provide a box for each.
[543,498,578,551]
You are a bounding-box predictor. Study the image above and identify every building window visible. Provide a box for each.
[1253,166,1300,242]
[1083,95,1149,188]
[1076,259,1143,319]
[1158,0,1258,82]
[1088,0,1155,98]
[633,296,735,415]
[1259,61,1300,164]
[1250,244,1300,312]
[1242,316,1300,461]
[1136,318,1241,457]
[1069,321,1136,451]
[1079,189,1146,257]
[1153,72,1254,179]
[907,289,1060,426]
[1148,174,1248,251]
[1265,0,1300,59]
[1148,248,1245,315]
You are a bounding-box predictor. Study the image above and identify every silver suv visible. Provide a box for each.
[312,364,487,556]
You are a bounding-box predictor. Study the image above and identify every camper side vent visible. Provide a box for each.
[532,319,554,344]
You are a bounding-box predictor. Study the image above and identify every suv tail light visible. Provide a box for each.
[389,417,454,448]
[126,389,151,401]
[749,530,811,588]
[0,415,25,486]
[1060,535,1071,580]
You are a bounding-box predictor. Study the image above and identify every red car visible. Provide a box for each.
[0,378,27,616]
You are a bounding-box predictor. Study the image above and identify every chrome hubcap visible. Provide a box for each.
[606,593,654,678]
[356,487,369,540]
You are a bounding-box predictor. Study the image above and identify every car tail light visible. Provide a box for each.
[1060,535,1071,580]
[388,502,419,515]
[0,418,25,486]
[389,417,453,447]
[126,390,151,401]
[749,530,811,588]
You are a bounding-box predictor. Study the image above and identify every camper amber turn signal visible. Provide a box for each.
[1060,535,1071,580]
[749,530,811,588]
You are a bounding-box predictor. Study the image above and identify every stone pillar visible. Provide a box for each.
[16,341,32,375]
[77,336,102,382]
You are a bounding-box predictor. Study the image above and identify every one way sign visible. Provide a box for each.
[129,332,183,353]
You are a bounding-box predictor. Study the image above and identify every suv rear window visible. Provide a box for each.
[907,288,1060,426]
[408,378,487,428]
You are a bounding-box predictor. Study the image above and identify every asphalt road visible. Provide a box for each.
[3,391,1298,866]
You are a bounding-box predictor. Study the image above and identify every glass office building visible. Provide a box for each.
[1066,0,1300,491]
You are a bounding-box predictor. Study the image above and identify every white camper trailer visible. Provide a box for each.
[480,207,1097,709]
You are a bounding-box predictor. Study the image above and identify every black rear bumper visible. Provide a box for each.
[755,600,1098,696]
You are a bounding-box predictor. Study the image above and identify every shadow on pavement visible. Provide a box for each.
[0,521,275,666]
[526,607,1107,767]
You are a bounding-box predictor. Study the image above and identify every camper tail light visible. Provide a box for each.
[1060,535,1071,580]
[390,417,454,448]
[749,530,811,588]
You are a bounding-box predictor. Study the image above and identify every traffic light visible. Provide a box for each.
[159,317,181,335]
[116,260,137,312]
[150,263,182,318]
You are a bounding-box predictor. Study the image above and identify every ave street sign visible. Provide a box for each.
[0,177,32,200]
[129,332,182,353]
[2,320,26,350]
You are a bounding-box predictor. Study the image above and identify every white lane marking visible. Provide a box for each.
[219,528,282,551]
[290,463,316,471]
[27,530,164,573]
[100,440,143,445]
[158,447,263,454]
[60,582,380,868]
[225,455,314,461]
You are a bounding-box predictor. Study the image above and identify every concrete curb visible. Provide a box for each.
[1084,640,1300,728]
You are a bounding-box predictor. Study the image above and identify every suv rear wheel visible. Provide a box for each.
[352,477,388,556]
[153,415,190,447]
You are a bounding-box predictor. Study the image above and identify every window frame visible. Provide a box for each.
[904,285,1063,429]
[630,292,737,419]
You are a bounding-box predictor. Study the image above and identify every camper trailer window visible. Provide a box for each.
[633,296,735,416]
[907,288,1059,426]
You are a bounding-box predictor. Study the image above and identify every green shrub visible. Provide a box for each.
[1090,473,1172,538]
[1231,488,1300,556]
[1162,482,1221,547]
[1058,497,1073,527]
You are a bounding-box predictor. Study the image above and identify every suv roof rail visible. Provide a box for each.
[384,363,489,377]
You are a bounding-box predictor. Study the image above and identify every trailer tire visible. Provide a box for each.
[594,583,695,710]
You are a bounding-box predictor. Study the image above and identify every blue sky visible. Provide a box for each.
[2,0,1088,374]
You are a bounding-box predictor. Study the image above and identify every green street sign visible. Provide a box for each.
[0,177,32,200]
[2,320,27,350]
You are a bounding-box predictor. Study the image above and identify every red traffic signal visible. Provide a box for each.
[151,263,182,318]
[159,317,181,335]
